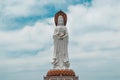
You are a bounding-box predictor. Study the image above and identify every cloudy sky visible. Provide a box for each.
[0,0,120,80]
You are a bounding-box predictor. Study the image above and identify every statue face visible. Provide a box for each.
[58,15,64,26]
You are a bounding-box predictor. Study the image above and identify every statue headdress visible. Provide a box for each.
[54,10,67,26]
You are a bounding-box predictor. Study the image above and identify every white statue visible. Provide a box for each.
[52,15,70,69]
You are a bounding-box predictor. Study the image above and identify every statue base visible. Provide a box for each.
[44,69,79,80]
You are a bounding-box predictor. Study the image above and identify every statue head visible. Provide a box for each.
[54,10,67,26]
[58,15,64,26]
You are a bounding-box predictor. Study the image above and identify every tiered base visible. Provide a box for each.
[44,69,78,80]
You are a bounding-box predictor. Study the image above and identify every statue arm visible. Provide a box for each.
[60,28,68,38]
[53,28,59,37]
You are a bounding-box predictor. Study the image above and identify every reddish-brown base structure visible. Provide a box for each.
[44,69,79,80]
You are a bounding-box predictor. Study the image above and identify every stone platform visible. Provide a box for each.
[44,69,78,80]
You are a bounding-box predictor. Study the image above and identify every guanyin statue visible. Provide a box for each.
[52,11,70,69]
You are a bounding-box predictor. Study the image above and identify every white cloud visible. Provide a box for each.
[0,0,67,17]
[0,18,53,52]
[0,0,78,30]
[68,0,120,31]
[67,0,120,57]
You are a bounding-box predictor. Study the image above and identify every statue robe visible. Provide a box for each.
[52,26,70,69]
